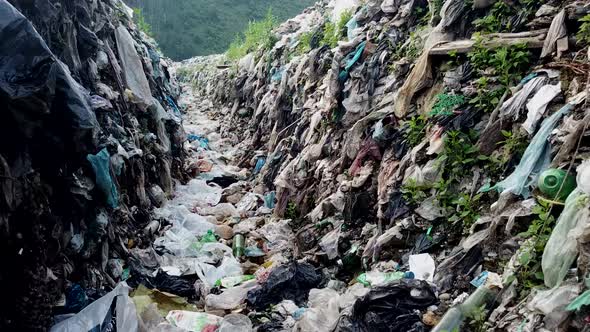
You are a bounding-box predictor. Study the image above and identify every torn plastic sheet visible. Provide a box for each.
[50,283,137,332]
[115,25,153,107]
[165,310,222,332]
[522,82,561,134]
[542,188,590,288]
[484,93,586,197]
[87,148,119,208]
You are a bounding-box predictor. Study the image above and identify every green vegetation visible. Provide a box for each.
[133,8,152,36]
[466,305,489,332]
[577,14,590,46]
[430,93,466,116]
[285,201,299,219]
[469,77,505,114]
[474,0,545,33]
[295,10,353,56]
[401,179,429,205]
[405,115,428,147]
[468,40,531,87]
[127,0,314,60]
[512,201,555,296]
[321,10,353,48]
[226,10,278,60]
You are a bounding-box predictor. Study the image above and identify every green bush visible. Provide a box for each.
[577,14,590,46]
[133,8,152,36]
[226,9,278,60]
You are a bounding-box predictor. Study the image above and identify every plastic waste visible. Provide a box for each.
[64,284,88,313]
[485,93,586,197]
[187,134,210,149]
[538,168,576,201]
[522,82,561,134]
[339,41,367,81]
[165,311,222,332]
[264,191,276,209]
[233,233,245,257]
[409,253,436,282]
[87,148,119,208]
[527,283,580,330]
[115,25,153,107]
[50,283,138,332]
[578,160,590,195]
[542,188,590,287]
[356,270,406,287]
[342,279,437,331]
[432,273,502,332]
[254,156,266,174]
[216,275,255,288]
[218,314,253,332]
[293,288,341,332]
[247,261,324,310]
[205,280,258,310]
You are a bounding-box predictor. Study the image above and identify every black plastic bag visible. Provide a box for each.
[246,261,324,310]
[342,279,438,332]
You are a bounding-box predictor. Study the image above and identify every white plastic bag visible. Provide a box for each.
[409,253,436,282]
[50,283,138,332]
[218,314,253,332]
[294,288,341,332]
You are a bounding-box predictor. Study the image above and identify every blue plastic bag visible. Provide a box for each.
[87,148,119,208]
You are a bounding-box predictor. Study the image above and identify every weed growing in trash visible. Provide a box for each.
[449,193,483,234]
[474,0,514,33]
[285,201,299,220]
[296,31,313,55]
[401,179,429,205]
[466,304,489,332]
[468,39,531,87]
[227,9,278,60]
[468,77,505,113]
[512,200,556,296]
[133,8,152,36]
[577,14,590,46]
[321,10,353,48]
[405,115,428,147]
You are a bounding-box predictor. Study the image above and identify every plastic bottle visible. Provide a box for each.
[538,169,576,200]
[431,286,497,332]
[233,233,245,258]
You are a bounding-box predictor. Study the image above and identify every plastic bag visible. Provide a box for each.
[87,148,119,208]
[341,280,437,332]
[205,280,258,310]
[218,314,253,332]
[50,283,138,332]
[216,275,255,288]
[247,261,325,310]
[356,271,405,287]
[165,311,222,332]
[294,288,341,332]
[542,188,590,287]
[115,25,152,107]
[578,160,590,195]
[409,253,436,282]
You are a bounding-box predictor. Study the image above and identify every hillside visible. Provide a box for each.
[126,0,315,60]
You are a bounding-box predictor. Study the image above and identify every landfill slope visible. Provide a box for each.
[176,0,590,331]
[0,0,183,330]
[4,0,590,331]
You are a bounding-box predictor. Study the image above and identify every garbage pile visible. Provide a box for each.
[0,0,184,330]
[172,0,590,330]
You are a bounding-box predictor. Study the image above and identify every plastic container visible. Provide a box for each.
[538,169,576,201]
[233,233,245,258]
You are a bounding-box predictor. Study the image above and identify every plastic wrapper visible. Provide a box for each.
[165,311,222,332]
[218,314,253,332]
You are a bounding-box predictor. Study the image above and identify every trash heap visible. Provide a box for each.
[0,0,184,330]
[172,0,590,331]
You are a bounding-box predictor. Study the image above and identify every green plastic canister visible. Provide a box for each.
[538,169,576,200]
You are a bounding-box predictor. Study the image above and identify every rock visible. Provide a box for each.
[215,224,234,239]
[439,293,451,301]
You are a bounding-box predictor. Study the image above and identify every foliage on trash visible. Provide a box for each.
[227,9,279,60]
